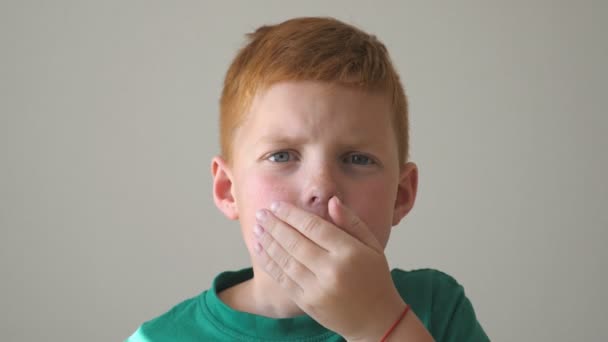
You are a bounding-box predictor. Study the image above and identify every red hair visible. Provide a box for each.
[219,17,409,165]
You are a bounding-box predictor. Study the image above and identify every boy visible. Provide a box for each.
[127,17,489,341]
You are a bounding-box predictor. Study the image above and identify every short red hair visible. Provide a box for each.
[219,17,409,165]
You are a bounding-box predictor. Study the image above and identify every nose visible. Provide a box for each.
[300,165,339,219]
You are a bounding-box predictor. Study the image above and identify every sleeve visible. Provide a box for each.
[124,318,179,342]
[124,326,150,342]
[431,271,490,342]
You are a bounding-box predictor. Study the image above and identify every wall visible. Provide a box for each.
[1,1,606,341]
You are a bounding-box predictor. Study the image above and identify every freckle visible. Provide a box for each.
[269,185,290,202]
[271,184,288,195]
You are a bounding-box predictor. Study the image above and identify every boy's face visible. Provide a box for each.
[214,80,417,254]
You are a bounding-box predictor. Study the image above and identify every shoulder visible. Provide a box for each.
[125,292,204,342]
[391,267,459,284]
[390,268,467,311]
[391,268,490,342]
[391,267,465,302]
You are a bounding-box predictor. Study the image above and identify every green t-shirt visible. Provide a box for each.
[126,267,489,341]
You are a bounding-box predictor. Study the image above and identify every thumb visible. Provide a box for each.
[328,196,383,251]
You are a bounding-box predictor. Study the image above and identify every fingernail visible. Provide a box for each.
[270,201,280,213]
[253,224,264,236]
[254,242,262,253]
[333,196,342,205]
[256,209,268,222]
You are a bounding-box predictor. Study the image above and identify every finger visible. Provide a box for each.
[328,196,383,252]
[252,240,305,298]
[256,209,327,264]
[269,201,349,251]
[253,224,314,298]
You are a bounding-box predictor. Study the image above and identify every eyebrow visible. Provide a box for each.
[254,135,307,147]
[254,134,378,151]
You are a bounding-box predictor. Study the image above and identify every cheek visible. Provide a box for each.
[240,173,294,211]
[236,172,297,249]
[347,179,396,245]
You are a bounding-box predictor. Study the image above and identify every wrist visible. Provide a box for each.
[379,304,410,342]
[347,293,407,342]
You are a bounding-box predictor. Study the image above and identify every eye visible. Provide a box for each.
[343,153,375,165]
[267,151,293,163]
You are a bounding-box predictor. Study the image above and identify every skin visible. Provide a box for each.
[211,80,432,341]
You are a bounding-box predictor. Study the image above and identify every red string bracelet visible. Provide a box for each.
[379,304,410,342]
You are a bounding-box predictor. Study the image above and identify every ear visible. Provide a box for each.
[211,156,239,220]
[392,162,419,226]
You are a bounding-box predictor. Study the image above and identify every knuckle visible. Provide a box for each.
[264,259,276,274]
[293,284,305,299]
[280,205,291,219]
[280,255,295,273]
[266,238,280,256]
[263,218,276,234]
[350,216,363,231]
[328,271,342,288]
[284,237,299,254]
[275,270,288,286]
[338,245,357,261]
[319,265,346,290]
[266,262,283,284]
[320,266,338,286]
[302,216,321,235]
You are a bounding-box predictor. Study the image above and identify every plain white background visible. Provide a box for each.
[1,1,606,341]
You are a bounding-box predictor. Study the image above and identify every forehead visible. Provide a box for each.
[242,81,393,138]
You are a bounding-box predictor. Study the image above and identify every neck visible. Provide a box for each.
[219,264,305,318]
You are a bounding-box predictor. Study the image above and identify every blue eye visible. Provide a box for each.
[344,154,375,165]
[268,151,292,163]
